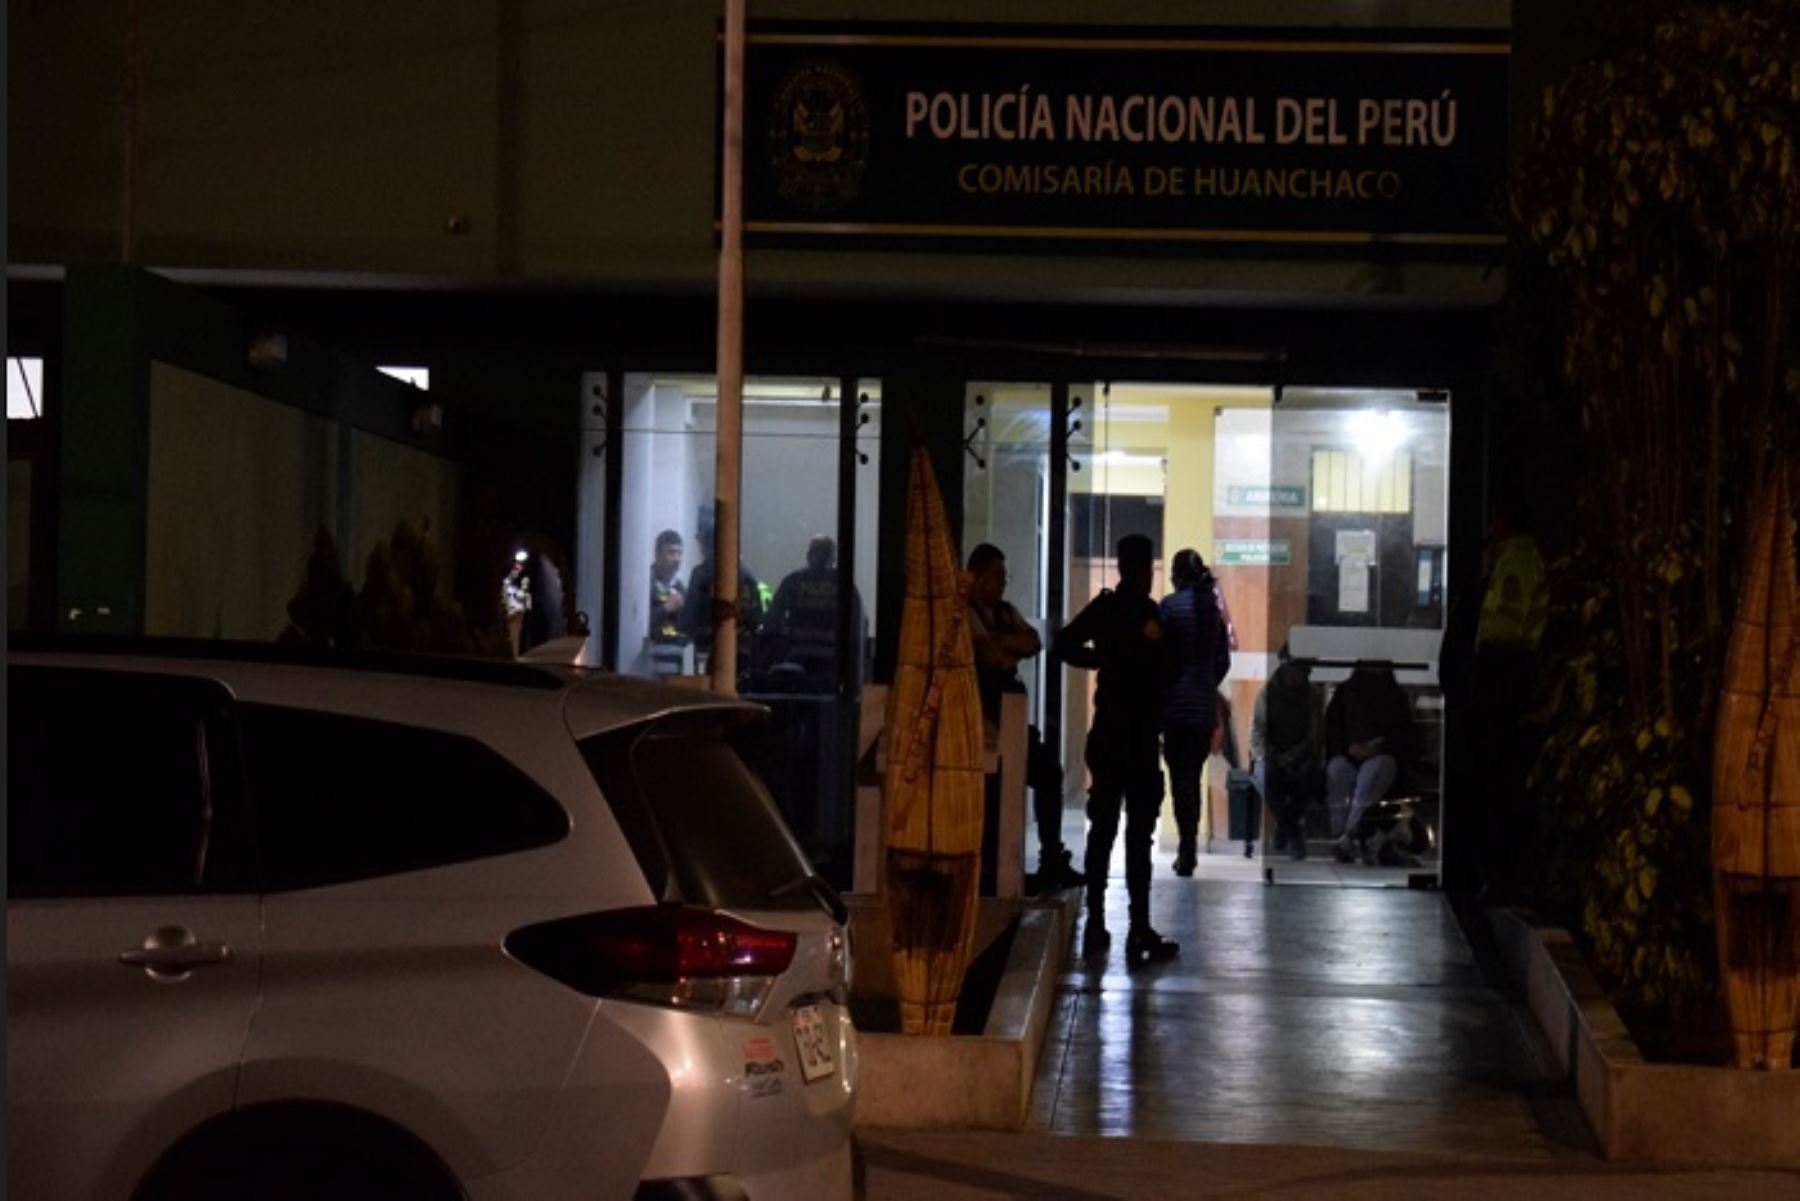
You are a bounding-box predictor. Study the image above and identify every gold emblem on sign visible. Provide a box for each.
[767,60,869,214]
[792,101,846,164]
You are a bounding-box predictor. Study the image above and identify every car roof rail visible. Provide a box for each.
[8,633,576,691]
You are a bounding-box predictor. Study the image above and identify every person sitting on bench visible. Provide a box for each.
[1250,645,1325,860]
[1324,661,1420,864]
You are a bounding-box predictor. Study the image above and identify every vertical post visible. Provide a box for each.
[711,0,747,696]
[1045,382,1070,788]
[836,375,860,702]
[601,369,625,669]
[835,375,862,875]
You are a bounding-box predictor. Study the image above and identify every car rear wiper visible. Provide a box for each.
[768,872,849,926]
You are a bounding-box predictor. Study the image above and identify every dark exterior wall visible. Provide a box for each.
[57,270,150,634]
[51,268,482,635]
[11,1,1506,308]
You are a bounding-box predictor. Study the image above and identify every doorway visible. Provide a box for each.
[961,380,1452,890]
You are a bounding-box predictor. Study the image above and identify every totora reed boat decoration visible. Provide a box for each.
[1712,461,1800,1069]
[882,447,985,1036]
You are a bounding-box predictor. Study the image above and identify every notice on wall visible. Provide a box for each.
[1217,538,1292,566]
[1338,555,1371,613]
[1334,529,1377,562]
[1335,529,1376,614]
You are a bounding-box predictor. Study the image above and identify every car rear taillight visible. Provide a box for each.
[506,905,797,1017]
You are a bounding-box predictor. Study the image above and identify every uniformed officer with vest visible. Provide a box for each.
[1471,498,1548,901]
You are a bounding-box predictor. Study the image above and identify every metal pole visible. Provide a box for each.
[601,369,624,669]
[710,0,747,695]
[836,376,859,703]
[1046,382,1071,786]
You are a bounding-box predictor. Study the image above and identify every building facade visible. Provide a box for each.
[12,0,1590,894]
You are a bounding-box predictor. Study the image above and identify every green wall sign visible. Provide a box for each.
[1217,539,1291,566]
[740,22,1509,255]
[1227,484,1307,509]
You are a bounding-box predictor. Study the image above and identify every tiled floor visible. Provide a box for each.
[1060,805,1440,889]
[1025,852,1595,1159]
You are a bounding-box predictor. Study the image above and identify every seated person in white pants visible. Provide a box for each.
[1323,662,1419,864]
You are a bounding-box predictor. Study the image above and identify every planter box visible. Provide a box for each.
[846,891,1077,1130]
[1489,908,1800,1169]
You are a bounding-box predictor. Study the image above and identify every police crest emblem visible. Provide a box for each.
[766,59,870,214]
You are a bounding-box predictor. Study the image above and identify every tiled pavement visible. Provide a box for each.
[862,861,1800,1198]
[1026,875,1591,1158]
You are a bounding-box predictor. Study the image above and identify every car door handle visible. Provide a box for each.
[119,926,234,979]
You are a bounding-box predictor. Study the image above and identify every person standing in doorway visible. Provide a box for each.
[502,550,532,657]
[1471,497,1548,901]
[1054,533,1178,963]
[649,529,686,644]
[766,534,864,688]
[680,504,765,668]
[967,543,1083,891]
[1159,549,1232,877]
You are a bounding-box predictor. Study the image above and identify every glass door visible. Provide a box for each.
[1253,389,1451,887]
[1069,384,1270,881]
[606,372,880,888]
[962,383,1066,884]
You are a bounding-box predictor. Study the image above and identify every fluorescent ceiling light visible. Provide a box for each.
[1349,410,1411,462]
[378,366,430,390]
[1088,448,1163,466]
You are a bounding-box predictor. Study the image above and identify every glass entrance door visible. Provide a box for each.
[959,380,1449,891]
[1068,384,1268,880]
[602,372,882,888]
[962,383,1066,881]
[1251,389,1451,887]
[972,381,1272,886]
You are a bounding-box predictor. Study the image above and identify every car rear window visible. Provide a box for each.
[580,712,816,911]
[241,705,570,890]
[7,667,245,898]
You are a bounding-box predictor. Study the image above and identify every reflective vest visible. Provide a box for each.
[1477,535,1547,651]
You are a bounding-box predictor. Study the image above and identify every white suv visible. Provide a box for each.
[8,643,859,1201]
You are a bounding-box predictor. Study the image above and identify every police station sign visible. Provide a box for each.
[737,24,1508,254]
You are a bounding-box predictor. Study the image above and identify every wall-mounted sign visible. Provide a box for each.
[1217,539,1292,566]
[738,23,1509,255]
[1227,484,1307,510]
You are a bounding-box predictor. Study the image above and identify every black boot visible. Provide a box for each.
[1081,909,1111,956]
[1173,843,1197,877]
[1039,846,1086,890]
[1289,823,1309,861]
[1125,926,1179,963]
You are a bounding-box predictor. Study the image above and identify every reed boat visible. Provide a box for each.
[882,448,985,1036]
[1712,462,1800,1069]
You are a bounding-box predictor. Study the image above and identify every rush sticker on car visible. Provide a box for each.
[744,1035,787,1098]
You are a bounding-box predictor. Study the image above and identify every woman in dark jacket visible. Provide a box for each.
[1323,662,1420,862]
[1159,549,1232,876]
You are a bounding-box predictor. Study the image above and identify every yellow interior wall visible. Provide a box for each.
[1102,383,1272,576]
[1105,384,1272,854]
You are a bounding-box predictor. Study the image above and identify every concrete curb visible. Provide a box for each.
[852,890,1079,1130]
[1487,907,1800,1169]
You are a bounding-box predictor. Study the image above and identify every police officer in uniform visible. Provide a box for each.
[765,534,863,689]
[1053,533,1179,963]
[680,505,765,667]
